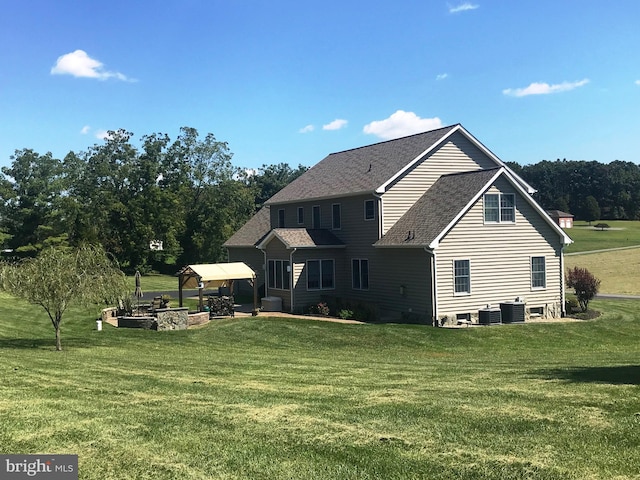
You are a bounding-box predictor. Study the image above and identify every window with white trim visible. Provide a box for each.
[297,207,304,225]
[278,208,285,228]
[454,259,470,294]
[484,193,515,223]
[531,256,546,289]
[332,203,341,229]
[268,259,290,290]
[364,199,375,220]
[312,205,321,228]
[307,259,334,290]
[352,259,369,290]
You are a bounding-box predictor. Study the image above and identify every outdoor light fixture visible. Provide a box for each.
[399,285,406,296]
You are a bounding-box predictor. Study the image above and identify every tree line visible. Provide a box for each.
[506,159,640,221]
[0,127,306,272]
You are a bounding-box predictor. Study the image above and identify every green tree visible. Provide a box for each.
[0,245,128,350]
[0,149,68,254]
[248,163,308,207]
[583,195,601,224]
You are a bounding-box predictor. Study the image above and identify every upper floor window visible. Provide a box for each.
[278,208,285,228]
[454,259,470,295]
[364,199,375,221]
[312,205,321,228]
[297,207,304,225]
[531,256,546,289]
[332,204,341,230]
[484,193,515,223]
[307,259,334,290]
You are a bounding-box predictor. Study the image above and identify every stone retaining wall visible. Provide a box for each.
[188,311,210,327]
[155,307,189,331]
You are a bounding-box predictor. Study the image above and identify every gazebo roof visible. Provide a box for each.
[177,262,256,289]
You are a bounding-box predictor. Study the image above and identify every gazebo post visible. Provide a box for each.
[178,274,184,307]
[252,277,258,316]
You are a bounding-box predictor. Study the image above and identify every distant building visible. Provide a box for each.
[546,210,574,229]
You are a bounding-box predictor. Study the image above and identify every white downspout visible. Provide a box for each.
[425,247,438,327]
[289,248,297,313]
[373,193,384,238]
[259,246,267,298]
[560,244,566,317]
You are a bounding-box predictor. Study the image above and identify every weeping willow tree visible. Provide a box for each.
[0,245,128,350]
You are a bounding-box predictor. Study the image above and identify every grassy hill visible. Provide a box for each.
[563,220,640,294]
[1,293,638,479]
[566,248,640,295]
[564,220,640,253]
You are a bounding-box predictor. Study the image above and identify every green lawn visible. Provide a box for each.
[1,293,639,479]
[566,248,640,295]
[125,273,181,292]
[564,220,640,253]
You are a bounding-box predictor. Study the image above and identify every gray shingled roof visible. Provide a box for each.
[375,168,500,248]
[546,210,573,218]
[266,228,345,248]
[266,125,459,204]
[223,206,271,247]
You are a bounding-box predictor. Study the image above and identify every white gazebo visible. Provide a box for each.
[176,262,258,314]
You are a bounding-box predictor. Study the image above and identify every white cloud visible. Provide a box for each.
[322,119,348,131]
[449,2,479,13]
[51,50,133,81]
[436,73,448,80]
[503,79,589,97]
[80,125,91,135]
[95,130,112,140]
[363,111,443,140]
[635,80,640,86]
[299,124,315,133]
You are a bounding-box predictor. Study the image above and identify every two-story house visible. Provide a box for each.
[224,124,572,324]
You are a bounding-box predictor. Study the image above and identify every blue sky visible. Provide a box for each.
[1,0,639,171]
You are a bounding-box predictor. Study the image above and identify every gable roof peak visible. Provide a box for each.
[266,124,460,205]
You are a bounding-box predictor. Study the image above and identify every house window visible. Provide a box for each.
[531,256,546,289]
[352,259,369,290]
[454,259,470,294]
[484,193,515,223]
[268,259,290,290]
[297,207,304,225]
[364,199,375,220]
[332,203,341,230]
[312,206,321,228]
[278,209,285,228]
[307,259,334,290]
[500,194,515,222]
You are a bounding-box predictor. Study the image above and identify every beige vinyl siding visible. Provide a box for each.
[292,249,344,313]
[227,247,264,294]
[435,178,563,318]
[371,249,432,321]
[262,237,292,311]
[382,131,498,233]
